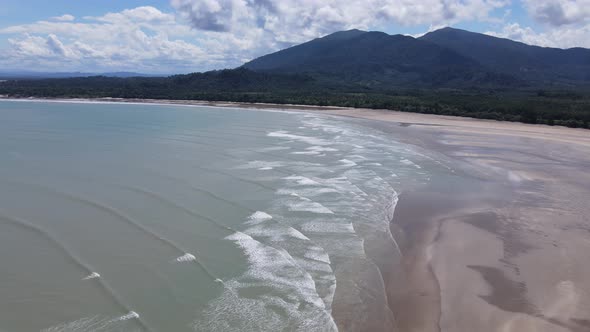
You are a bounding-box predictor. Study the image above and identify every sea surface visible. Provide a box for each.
[0,100,437,331]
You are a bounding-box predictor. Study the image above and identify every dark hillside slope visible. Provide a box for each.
[420,27,590,85]
[244,30,518,87]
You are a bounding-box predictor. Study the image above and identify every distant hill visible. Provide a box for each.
[0,71,158,80]
[420,27,590,86]
[244,27,590,88]
[0,69,316,99]
[243,29,518,88]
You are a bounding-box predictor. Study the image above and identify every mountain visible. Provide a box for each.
[420,27,590,86]
[243,29,518,88]
[244,27,590,88]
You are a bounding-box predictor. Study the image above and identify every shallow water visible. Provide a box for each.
[0,100,437,331]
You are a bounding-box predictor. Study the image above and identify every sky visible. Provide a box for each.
[0,0,589,74]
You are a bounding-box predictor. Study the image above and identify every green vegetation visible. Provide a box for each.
[1,70,589,129]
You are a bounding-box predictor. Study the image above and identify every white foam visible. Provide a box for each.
[245,224,311,241]
[302,117,352,135]
[291,151,321,155]
[193,286,289,331]
[114,311,139,321]
[225,232,308,281]
[297,195,312,201]
[224,232,325,308]
[323,176,369,197]
[276,187,340,197]
[237,160,284,170]
[176,253,196,262]
[304,247,331,264]
[225,231,250,242]
[301,222,355,233]
[248,211,273,223]
[400,158,422,169]
[288,200,334,214]
[339,159,357,167]
[82,272,100,280]
[295,257,334,273]
[283,175,320,186]
[288,228,311,240]
[42,316,112,332]
[267,131,330,146]
[307,146,338,153]
[193,114,430,331]
[258,167,273,170]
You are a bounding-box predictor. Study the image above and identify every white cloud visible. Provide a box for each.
[485,1,590,49]
[486,22,590,48]
[7,1,512,73]
[85,6,176,24]
[45,34,70,57]
[51,14,75,22]
[522,0,590,26]
[172,0,509,39]
[168,0,512,67]
[0,6,213,73]
[0,1,587,73]
[9,35,55,58]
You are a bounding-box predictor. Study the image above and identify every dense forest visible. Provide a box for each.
[1,69,589,128]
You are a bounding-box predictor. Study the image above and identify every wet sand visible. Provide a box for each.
[5,97,590,331]
[322,108,590,332]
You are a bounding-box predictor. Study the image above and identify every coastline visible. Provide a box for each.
[0,96,349,112]
[2,97,590,331]
[357,110,590,331]
[3,95,589,149]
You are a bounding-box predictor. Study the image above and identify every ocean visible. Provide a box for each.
[0,100,435,331]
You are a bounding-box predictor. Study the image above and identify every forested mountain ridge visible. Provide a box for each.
[243,28,523,88]
[420,27,590,85]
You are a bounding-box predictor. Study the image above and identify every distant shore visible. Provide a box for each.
[0,96,348,112]
[2,96,590,331]
[2,95,589,139]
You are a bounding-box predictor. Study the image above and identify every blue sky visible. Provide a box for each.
[0,0,171,25]
[0,0,588,74]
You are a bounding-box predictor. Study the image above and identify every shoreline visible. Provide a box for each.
[0,96,349,112]
[363,110,590,331]
[2,96,590,143]
[2,96,590,331]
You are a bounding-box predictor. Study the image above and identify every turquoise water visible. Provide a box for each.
[0,100,434,331]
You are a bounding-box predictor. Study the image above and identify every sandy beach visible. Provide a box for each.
[317,108,590,332]
[3,97,590,332]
